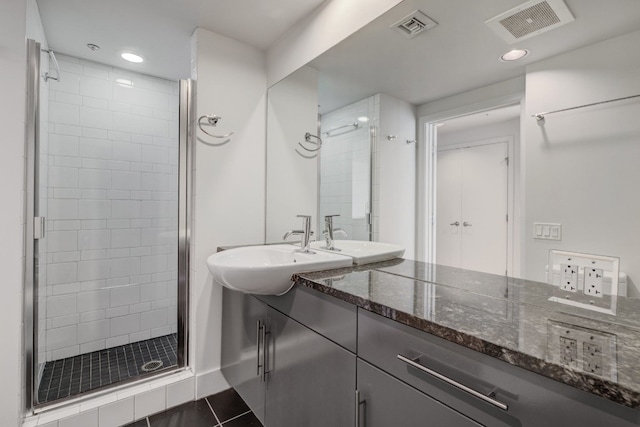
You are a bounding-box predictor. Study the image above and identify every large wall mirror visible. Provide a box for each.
[266,0,640,299]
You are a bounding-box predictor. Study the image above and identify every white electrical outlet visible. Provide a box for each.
[583,342,603,376]
[559,336,578,368]
[547,321,617,381]
[584,267,604,298]
[560,264,578,292]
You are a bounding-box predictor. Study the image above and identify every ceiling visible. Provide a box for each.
[36,0,327,80]
[309,0,640,113]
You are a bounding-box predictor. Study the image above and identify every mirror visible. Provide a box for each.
[266,0,640,299]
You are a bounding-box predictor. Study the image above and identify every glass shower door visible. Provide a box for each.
[318,96,375,241]
[30,47,188,406]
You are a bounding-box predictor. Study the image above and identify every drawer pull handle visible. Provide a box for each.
[256,321,263,376]
[397,354,508,411]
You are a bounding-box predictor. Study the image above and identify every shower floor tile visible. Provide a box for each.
[37,333,178,404]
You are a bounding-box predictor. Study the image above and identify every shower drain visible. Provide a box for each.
[141,360,164,372]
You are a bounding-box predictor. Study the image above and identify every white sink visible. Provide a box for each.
[206,244,353,295]
[310,240,404,265]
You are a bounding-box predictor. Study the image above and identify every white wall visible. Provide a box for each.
[377,93,416,259]
[266,0,403,86]
[1,0,26,424]
[524,30,640,297]
[438,119,519,149]
[190,28,266,394]
[265,66,318,242]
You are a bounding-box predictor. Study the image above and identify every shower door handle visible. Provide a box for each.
[34,216,45,239]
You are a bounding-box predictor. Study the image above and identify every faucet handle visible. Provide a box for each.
[325,214,339,227]
[296,215,312,218]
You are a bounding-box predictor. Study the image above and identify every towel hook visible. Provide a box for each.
[297,132,322,152]
[198,114,234,139]
[295,132,322,157]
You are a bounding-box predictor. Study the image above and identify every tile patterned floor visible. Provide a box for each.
[38,333,178,404]
[124,388,262,427]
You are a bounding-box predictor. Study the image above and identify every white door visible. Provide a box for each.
[436,141,509,275]
[435,149,462,268]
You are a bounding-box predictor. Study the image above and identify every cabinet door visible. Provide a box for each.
[357,359,482,427]
[265,307,356,427]
[221,288,267,424]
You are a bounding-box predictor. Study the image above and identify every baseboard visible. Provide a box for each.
[195,368,230,399]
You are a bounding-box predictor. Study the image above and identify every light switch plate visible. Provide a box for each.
[533,222,562,240]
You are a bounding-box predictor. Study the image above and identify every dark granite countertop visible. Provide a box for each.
[293,258,640,410]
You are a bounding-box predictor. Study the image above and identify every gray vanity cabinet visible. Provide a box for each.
[221,287,267,423]
[222,286,357,427]
[357,309,639,427]
[264,306,356,426]
[357,359,482,427]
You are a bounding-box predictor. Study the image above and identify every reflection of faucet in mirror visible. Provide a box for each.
[322,215,347,251]
[283,215,315,253]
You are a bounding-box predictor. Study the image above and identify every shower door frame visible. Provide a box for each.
[23,39,193,413]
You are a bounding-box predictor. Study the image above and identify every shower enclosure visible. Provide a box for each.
[24,39,191,409]
[318,96,376,241]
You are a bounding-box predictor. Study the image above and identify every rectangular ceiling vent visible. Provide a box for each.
[391,10,438,39]
[485,0,574,44]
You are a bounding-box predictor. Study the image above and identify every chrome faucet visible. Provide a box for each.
[322,214,347,251]
[282,215,315,253]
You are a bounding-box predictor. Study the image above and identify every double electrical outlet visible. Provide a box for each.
[559,336,603,376]
[560,264,603,297]
[548,321,617,381]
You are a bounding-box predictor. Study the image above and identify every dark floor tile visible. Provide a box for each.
[123,419,149,427]
[221,412,262,427]
[148,400,218,427]
[206,389,250,423]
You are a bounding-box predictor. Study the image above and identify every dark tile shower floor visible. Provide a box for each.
[124,388,262,427]
[38,333,177,404]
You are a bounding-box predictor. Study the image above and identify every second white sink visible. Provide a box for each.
[310,240,405,265]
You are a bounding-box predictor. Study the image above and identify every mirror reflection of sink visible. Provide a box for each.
[310,240,404,265]
[206,244,353,295]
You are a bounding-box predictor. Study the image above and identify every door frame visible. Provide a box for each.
[436,137,514,275]
[416,93,523,276]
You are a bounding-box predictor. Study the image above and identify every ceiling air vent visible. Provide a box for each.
[391,10,438,39]
[485,0,574,44]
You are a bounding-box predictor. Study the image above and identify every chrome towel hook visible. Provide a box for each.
[198,114,235,139]
[295,132,322,158]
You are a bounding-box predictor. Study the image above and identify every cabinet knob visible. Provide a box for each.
[450,221,460,226]
[463,221,472,227]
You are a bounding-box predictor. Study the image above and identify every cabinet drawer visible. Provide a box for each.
[258,285,357,352]
[357,309,638,427]
[358,359,482,427]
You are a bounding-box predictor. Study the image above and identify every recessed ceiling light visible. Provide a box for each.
[357,116,369,123]
[500,49,529,62]
[87,43,100,51]
[121,52,144,63]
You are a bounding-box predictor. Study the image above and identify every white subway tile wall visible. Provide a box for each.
[41,55,179,363]
[319,95,379,241]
